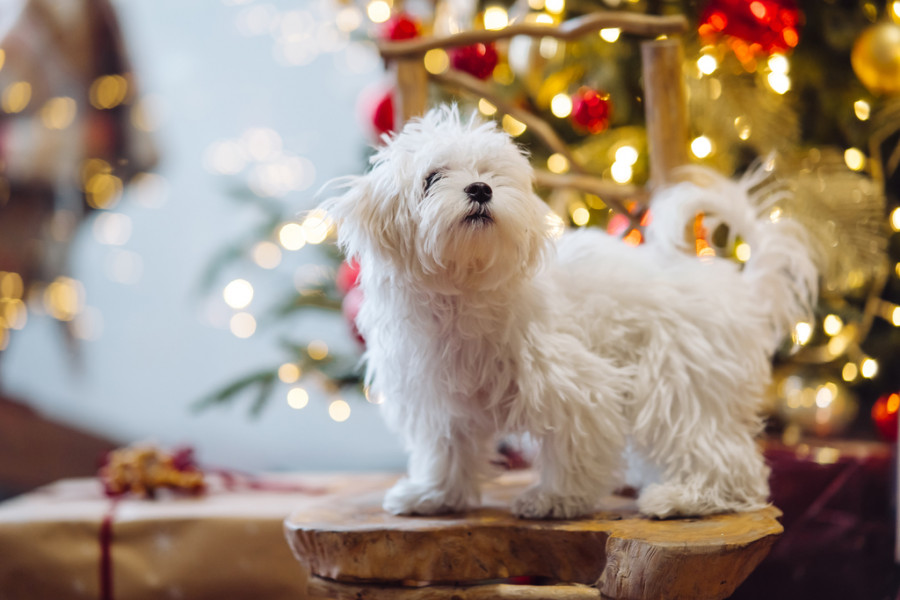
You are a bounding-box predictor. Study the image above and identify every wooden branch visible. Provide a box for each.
[431,70,581,171]
[534,170,645,206]
[378,12,689,58]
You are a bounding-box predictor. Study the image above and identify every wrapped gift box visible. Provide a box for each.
[0,473,391,600]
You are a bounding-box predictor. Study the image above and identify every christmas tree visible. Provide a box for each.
[202,0,900,443]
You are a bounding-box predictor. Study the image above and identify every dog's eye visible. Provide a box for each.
[424,171,443,193]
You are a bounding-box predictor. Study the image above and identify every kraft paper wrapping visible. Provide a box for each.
[0,473,390,600]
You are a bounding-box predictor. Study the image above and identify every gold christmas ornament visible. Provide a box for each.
[851,21,900,96]
[773,370,859,437]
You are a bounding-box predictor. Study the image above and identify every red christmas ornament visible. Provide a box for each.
[382,13,420,41]
[570,87,612,134]
[699,0,802,55]
[336,259,361,295]
[449,43,499,80]
[872,392,899,442]
[342,286,366,347]
[372,90,394,137]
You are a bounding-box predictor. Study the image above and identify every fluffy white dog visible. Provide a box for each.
[321,105,817,519]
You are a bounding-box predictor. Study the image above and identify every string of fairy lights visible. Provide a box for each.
[194,0,900,426]
[4,0,899,432]
[251,0,899,431]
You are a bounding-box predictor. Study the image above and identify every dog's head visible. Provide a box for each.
[321,105,551,293]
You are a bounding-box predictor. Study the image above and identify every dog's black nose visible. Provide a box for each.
[464,182,492,204]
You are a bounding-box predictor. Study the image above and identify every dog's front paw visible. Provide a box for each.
[512,486,595,520]
[383,478,468,516]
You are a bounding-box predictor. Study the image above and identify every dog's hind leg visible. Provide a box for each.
[510,331,629,519]
[630,327,771,518]
[634,428,770,518]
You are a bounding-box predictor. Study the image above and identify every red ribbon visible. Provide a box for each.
[98,498,119,600]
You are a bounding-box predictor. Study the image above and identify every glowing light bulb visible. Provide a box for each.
[823,314,843,336]
[329,399,351,422]
[223,279,254,309]
[544,0,564,14]
[610,162,633,183]
[547,153,569,174]
[571,207,590,226]
[478,98,497,116]
[697,55,717,75]
[860,358,878,379]
[278,223,306,250]
[501,115,526,137]
[287,387,309,409]
[614,145,639,166]
[366,0,391,23]
[767,54,789,74]
[40,97,77,130]
[550,93,572,118]
[308,340,329,360]
[423,49,449,75]
[278,363,301,383]
[599,28,620,42]
[252,241,282,269]
[843,147,865,171]
[814,386,833,408]
[2,81,31,113]
[766,72,790,95]
[483,6,508,30]
[690,136,713,158]
[229,312,256,338]
[792,321,812,345]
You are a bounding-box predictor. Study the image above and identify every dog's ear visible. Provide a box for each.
[317,174,374,261]
[319,172,412,264]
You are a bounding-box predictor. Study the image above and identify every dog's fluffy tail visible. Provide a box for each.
[645,163,819,354]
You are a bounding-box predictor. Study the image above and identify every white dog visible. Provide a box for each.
[321,106,817,519]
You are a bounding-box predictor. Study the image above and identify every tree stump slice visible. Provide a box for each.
[284,472,782,600]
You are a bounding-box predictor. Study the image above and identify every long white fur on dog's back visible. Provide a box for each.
[644,164,819,354]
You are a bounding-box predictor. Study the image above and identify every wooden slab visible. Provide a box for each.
[284,472,782,600]
[307,576,603,600]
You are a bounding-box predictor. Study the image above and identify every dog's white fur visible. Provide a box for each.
[321,106,817,519]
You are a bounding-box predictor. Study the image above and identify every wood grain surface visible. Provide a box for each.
[284,472,782,600]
